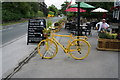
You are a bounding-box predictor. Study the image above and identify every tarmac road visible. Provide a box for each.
[1,17,63,45]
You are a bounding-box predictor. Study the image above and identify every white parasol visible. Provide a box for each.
[91,7,108,12]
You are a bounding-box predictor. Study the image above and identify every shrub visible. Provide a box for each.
[99,32,117,39]
[2,10,22,22]
[37,11,45,17]
[47,20,52,28]
[2,2,44,22]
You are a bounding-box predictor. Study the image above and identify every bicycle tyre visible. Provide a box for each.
[37,39,58,59]
[68,39,91,60]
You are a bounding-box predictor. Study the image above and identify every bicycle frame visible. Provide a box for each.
[38,30,91,59]
[49,32,88,54]
[51,33,72,54]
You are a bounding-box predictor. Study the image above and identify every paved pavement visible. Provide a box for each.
[2,35,37,77]
[7,28,118,78]
[1,17,64,79]
[0,25,2,79]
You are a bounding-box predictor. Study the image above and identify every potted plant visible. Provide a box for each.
[98,31,117,39]
[43,20,52,38]
[43,28,51,38]
[97,30,120,51]
[47,20,52,28]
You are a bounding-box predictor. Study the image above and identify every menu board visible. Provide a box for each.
[27,19,46,44]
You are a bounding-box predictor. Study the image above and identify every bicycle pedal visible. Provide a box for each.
[42,57,44,59]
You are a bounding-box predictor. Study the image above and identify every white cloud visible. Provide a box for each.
[45,0,75,9]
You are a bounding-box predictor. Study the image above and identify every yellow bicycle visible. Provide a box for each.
[37,30,91,60]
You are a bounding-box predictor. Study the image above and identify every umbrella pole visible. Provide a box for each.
[77,2,82,36]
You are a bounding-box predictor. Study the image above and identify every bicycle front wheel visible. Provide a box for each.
[37,39,58,59]
[68,39,91,60]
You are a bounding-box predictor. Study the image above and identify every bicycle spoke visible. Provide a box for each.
[37,39,58,59]
[68,39,90,60]
[43,51,47,57]
[78,51,82,54]
[49,49,55,55]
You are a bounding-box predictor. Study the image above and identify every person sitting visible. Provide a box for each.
[96,19,110,32]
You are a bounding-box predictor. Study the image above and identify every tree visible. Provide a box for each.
[2,2,44,22]
[48,4,58,16]
[39,2,49,17]
[60,2,114,19]
[87,2,114,11]
[61,1,70,15]
[86,2,114,19]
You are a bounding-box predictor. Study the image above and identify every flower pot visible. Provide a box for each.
[97,38,120,51]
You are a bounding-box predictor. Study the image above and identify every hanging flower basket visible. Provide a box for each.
[43,28,51,38]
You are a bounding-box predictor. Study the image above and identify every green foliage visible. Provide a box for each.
[61,1,70,15]
[43,20,52,37]
[60,2,114,19]
[47,20,52,28]
[2,10,22,21]
[48,4,58,16]
[54,18,66,26]
[87,2,114,11]
[99,32,117,39]
[43,28,51,37]
[37,11,45,17]
[57,19,63,24]
[2,2,45,22]
[67,12,75,18]
[48,11,54,15]
[60,18,67,22]
[86,2,114,19]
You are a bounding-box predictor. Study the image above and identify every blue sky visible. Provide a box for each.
[45,0,75,9]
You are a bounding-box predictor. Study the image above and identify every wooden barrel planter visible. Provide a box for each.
[97,38,120,51]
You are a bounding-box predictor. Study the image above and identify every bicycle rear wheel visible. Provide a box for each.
[68,39,91,60]
[37,39,58,59]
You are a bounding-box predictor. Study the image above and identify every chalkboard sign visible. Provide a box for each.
[27,19,46,44]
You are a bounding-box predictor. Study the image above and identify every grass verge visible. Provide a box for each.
[1,20,28,26]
